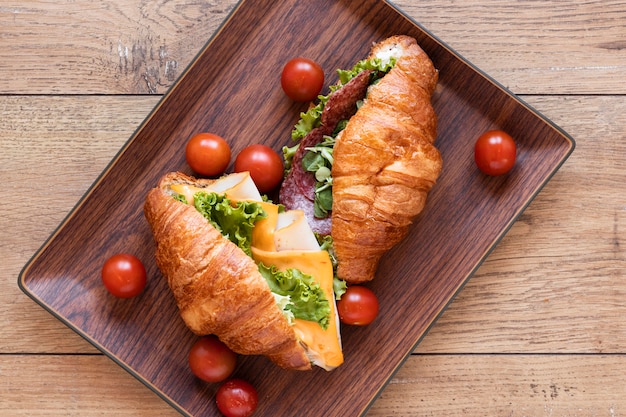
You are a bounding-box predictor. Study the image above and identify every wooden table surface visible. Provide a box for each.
[2,0,625,415]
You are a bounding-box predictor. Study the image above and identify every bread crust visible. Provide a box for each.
[331,35,442,283]
[144,173,311,370]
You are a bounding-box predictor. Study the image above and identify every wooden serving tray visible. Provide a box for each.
[19,0,575,415]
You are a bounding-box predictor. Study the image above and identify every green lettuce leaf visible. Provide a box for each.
[336,56,396,85]
[173,193,188,204]
[258,263,331,330]
[302,135,335,219]
[291,98,326,141]
[282,143,299,171]
[192,192,267,256]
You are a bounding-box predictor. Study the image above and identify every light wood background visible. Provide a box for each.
[2,0,625,415]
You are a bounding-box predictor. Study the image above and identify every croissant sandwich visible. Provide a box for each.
[144,171,344,371]
[280,35,442,283]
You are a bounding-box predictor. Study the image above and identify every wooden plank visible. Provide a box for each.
[396,0,626,94]
[1,354,624,416]
[2,1,622,415]
[369,354,626,415]
[1,0,625,94]
[0,355,180,416]
[0,1,237,94]
[1,94,624,355]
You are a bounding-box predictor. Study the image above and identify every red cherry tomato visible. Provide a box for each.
[337,285,379,326]
[101,253,147,298]
[185,132,231,177]
[474,130,517,176]
[215,379,258,417]
[280,57,324,102]
[188,335,237,383]
[234,144,284,193]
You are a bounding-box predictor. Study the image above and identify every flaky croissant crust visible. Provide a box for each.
[331,35,443,283]
[144,172,311,370]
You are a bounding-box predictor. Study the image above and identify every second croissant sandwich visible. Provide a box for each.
[144,171,344,371]
[280,35,443,283]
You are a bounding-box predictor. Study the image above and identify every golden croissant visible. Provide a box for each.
[332,35,442,283]
[280,35,442,283]
[144,172,343,371]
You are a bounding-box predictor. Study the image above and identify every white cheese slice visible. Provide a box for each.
[274,210,320,252]
[169,171,262,204]
[208,171,262,202]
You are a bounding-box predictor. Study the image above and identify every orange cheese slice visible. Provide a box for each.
[251,247,344,370]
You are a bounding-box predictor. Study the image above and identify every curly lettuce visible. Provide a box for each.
[336,56,396,85]
[291,98,327,141]
[258,263,331,329]
[192,192,267,256]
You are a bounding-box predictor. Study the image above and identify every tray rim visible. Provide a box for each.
[18,0,576,415]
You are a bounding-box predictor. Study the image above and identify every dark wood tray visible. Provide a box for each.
[19,0,575,415]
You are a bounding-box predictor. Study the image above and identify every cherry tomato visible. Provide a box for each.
[185,132,231,177]
[188,336,237,383]
[215,379,258,417]
[280,57,324,102]
[337,285,379,326]
[474,130,517,176]
[101,253,147,298]
[234,144,284,193]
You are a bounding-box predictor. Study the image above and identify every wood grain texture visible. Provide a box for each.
[3,94,623,355]
[370,354,626,416]
[395,0,626,94]
[2,0,625,415]
[16,0,575,415]
[2,354,625,416]
[0,355,180,416]
[1,96,158,354]
[2,0,625,94]
[0,1,237,94]
[418,94,626,354]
